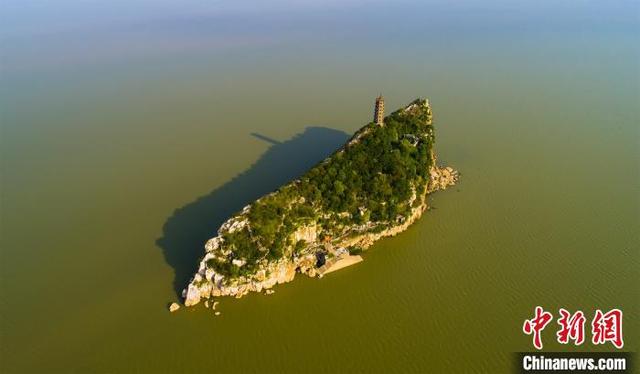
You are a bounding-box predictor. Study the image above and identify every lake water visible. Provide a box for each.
[1,1,638,372]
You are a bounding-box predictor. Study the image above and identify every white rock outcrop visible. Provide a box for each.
[169,303,180,312]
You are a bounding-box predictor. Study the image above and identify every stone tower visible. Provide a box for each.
[373,95,384,126]
[425,99,433,125]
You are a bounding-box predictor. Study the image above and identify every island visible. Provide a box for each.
[182,97,458,307]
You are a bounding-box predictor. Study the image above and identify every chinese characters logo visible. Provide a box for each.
[523,306,623,350]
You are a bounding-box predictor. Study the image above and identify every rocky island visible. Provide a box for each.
[182,97,458,307]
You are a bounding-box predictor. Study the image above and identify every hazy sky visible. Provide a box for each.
[1,0,638,73]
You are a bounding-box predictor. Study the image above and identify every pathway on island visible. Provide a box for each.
[317,254,364,277]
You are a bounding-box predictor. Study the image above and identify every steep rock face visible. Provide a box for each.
[292,225,317,244]
[182,99,459,306]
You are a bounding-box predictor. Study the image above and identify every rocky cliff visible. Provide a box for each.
[182,98,458,306]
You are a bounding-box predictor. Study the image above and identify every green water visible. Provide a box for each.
[1,1,638,372]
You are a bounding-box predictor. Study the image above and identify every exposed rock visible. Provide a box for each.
[169,303,180,312]
[232,259,246,267]
[277,263,296,284]
[292,224,317,244]
[308,268,317,278]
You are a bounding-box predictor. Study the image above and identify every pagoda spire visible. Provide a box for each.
[373,95,385,126]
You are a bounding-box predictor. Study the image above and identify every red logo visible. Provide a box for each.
[523,307,623,349]
[557,308,586,345]
[592,309,624,349]
[523,306,553,350]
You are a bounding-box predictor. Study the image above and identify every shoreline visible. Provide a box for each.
[181,164,458,307]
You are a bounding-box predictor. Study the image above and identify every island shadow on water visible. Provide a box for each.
[157,126,350,298]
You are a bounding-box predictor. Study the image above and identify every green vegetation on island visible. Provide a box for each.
[205,99,436,279]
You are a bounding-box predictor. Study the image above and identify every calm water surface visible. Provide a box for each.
[1,1,638,372]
